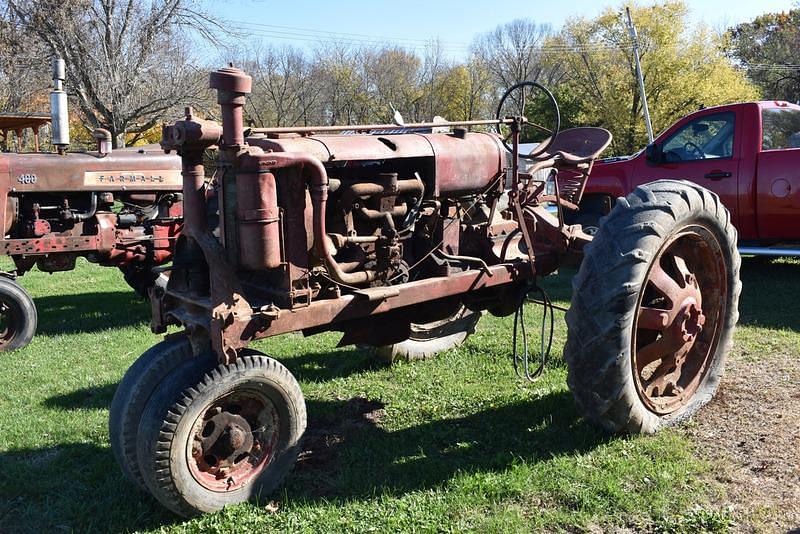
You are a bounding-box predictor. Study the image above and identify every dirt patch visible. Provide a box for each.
[295,396,385,495]
[684,350,800,532]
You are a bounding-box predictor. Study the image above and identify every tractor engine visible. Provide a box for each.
[156,66,598,361]
[231,128,513,307]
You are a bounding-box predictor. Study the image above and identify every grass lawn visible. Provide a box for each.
[0,257,796,533]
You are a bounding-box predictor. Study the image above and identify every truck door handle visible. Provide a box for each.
[705,171,732,181]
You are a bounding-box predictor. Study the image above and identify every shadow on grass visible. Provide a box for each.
[538,266,575,304]
[41,382,118,410]
[289,391,610,499]
[32,290,148,336]
[738,257,800,331]
[4,391,610,532]
[41,347,383,411]
[283,346,384,383]
[0,443,178,533]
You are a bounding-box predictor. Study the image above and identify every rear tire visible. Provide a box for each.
[565,180,740,433]
[137,351,306,517]
[0,277,37,352]
[372,306,481,363]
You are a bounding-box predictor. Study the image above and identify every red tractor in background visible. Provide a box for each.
[0,59,184,350]
[107,67,741,517]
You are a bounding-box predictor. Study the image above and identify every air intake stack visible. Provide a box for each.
[50,58,70,153]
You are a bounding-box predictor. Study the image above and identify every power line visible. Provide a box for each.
[229,18,635,54]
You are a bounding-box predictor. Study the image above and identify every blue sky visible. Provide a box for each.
[203,0,795,58]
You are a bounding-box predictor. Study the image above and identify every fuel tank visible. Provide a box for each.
[1,145,182,193]
[248,130,509,197]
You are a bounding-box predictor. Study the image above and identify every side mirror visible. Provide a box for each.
[645,142,662,164]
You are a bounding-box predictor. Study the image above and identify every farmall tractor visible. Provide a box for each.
[0,59,183,350]
[110,67,741,517]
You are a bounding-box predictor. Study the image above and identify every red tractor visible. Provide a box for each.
[0,59,183,350]
[110,67,741,516]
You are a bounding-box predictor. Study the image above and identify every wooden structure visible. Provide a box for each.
[0,113,51,152]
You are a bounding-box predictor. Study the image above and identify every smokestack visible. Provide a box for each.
[50,58,70,153]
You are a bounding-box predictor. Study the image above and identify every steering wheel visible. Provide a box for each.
[683,141,705,160]
[495,81,560,160]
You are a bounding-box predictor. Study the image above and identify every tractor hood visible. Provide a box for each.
[0,145,182,192]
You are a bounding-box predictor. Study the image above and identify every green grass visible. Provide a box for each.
[0,257,795,533]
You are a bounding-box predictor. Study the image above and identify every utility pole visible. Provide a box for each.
[625,6,654,144]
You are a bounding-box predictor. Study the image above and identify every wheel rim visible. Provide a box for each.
[582,225,599,236]
[186,388,280,492]
[632,225,727,415]
[0,300,19,348]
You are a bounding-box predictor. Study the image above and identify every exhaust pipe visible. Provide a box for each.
[50,58,70,154]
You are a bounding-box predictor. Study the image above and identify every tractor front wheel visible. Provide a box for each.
[0,276,37,352]
[565,180,740,433]
[109,335,200,490]
[136,351,307,517]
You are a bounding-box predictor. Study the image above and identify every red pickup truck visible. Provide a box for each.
[570,101,800,255]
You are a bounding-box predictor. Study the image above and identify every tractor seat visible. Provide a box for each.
[537,127,613,165]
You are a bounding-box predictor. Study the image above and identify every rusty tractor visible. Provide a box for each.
[110,67,741,516]
[0,59,183,351]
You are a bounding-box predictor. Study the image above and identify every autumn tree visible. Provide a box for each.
[431,60,493,121]
[472,19,565,92]
[726,10,800,102]
[559,1,758,154]
[4,0,216,147]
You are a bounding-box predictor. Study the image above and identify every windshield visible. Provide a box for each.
[662,112,735,162]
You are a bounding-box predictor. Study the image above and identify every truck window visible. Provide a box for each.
[761,108,800,150]
[662,112,735,162]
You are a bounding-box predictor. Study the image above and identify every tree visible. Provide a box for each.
[560,1,759,155]
[432,60,493,122]
[245,45,321,127]
[726,10,800,103]
[0,3,49,112]
[4,0,216,147]
[472,19,565,92]
[364,47,422,122]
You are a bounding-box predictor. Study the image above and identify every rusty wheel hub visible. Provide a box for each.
[187,390,279,492]
[632,227,726,415]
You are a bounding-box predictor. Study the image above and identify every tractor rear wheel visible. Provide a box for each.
[564,180,740,433]
[136,351,306,517]
[372,306,481,363]
[109,335,200,490]
[0,276,37,352]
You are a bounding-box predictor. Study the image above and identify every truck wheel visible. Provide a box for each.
[372,306,481,363]
[109,335,198,491]
[575,210,602,236]
[137,351,306,517]
[565,180,740,434]
[0,277,37,352]
[120,265,164,299]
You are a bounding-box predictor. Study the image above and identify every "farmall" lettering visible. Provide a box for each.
[82,169,182,187]
[97,174,165,183]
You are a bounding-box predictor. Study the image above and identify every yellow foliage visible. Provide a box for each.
[561,1,759,154]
